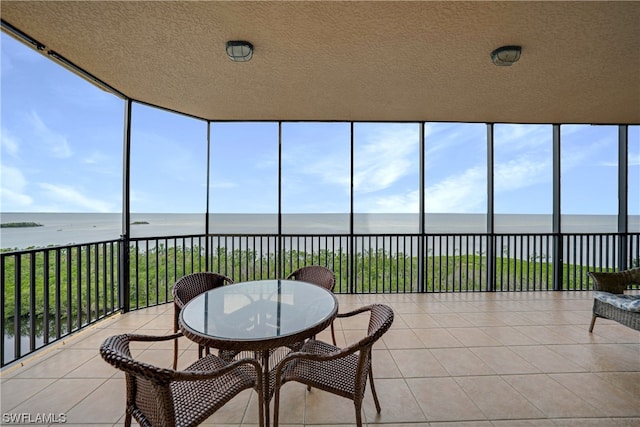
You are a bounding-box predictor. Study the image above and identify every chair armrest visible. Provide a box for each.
[336,304,374,319]
[126,332,184,342]
[172,356,263,383]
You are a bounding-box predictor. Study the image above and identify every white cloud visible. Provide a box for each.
[281,125,419,197]
[602,151,640,167]
[561,136,609,170]
[494,124,548,145]
[28,111,73,158]
[426,166,486,213]
[494,155,551,192]
[38,183,113,212]
[353,131,417,194]
[83,151,106,165]
[131,129,205,183]
[424,131,460,159]
[0,165,33,209]
[424,123,486,158]
[1,188,33,209]
[295,155,350,189]
[81,150,119,175]
[1,128,20,157]
[369,190,419,213]
[424,150,552,213]
[561,124,587,136]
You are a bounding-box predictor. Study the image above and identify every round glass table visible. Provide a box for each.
[179,279,338,426]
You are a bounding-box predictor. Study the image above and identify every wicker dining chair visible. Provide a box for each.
[286,265,337,345]
[273,304,394,427]
[172,272,233,369]
[100,332,264,427]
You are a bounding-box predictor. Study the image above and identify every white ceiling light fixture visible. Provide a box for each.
[226,40,253,62]
[491,45,521,66]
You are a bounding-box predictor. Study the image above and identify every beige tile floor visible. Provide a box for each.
[1,292,639,426]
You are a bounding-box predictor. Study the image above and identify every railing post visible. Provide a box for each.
[553,234,563,290]
[552,125,563,290]
[418,123,425,292]
[486,124,496,291]
[277,122,283,279]
[29,252,37,352]
[118,233,131,315]
[120,99,132,313]
[13,254,22,362]
[205,121,211,272]
[486,235,496,292]
[618,125,628,271]
[349,122,355,293]
[0,255,5,367]
[0,255,6,367]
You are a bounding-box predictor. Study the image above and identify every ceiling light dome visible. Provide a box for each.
[226,40,253,62]
[491,45,521,66]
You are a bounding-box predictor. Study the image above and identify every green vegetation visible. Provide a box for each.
[3,243,612,339]
[2,244,119,338]
[0,222,43,228]
[131,221,149,225]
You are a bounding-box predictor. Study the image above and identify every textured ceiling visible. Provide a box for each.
[1,1,639,124]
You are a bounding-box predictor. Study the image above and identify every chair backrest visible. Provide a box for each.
[173,272,233,308]
[345,304,394,396]
[366,303,395,340]
[589,267,640,294]
[100,334,177,426]
[286,265,336,292]
[337,304,394,355]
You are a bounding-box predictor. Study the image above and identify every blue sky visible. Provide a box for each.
[2,32,639,217]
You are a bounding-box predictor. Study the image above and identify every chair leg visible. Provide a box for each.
[173,305,179,370]
[589,314,597,333]
[124,412,132,427]
[330,321,337,346]
[354,401,363,427]
[173,337,179,370]
[369,366,381,413]
[273,383,281,427]
[257,383,265,427]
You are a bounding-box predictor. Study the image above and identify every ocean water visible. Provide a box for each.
[1,212,636,251]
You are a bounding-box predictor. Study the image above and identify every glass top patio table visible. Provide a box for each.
[179,279,338,351]
[179,279,338,427]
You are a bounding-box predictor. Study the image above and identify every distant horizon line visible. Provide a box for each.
[1,212,635,217]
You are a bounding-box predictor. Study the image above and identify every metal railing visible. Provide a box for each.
[2,231,639,367]
[1,240,121,367]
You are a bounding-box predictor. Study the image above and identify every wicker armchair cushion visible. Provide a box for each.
[594,291,640,312]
